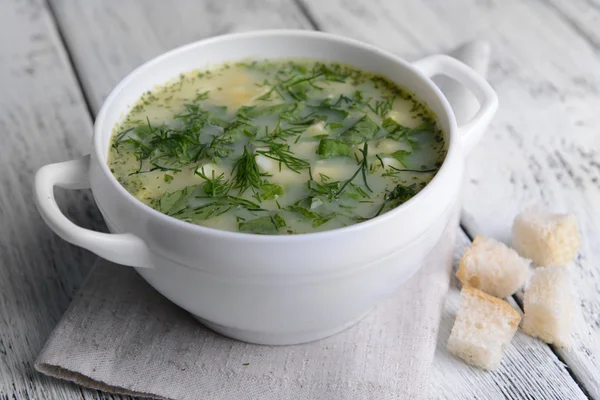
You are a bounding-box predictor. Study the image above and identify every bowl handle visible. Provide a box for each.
[413,54,498,154]
[34,155,153,268]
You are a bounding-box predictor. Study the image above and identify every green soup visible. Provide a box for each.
[108,59,446,234]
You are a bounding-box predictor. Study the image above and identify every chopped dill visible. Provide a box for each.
[335,142,372,198]
[256,143,310,173]
[108,58,446,234]
[231,146,263,194]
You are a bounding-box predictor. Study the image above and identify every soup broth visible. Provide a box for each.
[108,59,446,234]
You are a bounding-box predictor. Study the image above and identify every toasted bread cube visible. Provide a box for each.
[521,266,573,347]
[447,287,521,370]
[512,208,580,266]
[457,236,531,298]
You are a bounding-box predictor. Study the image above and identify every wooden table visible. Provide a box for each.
[1,0,598,398]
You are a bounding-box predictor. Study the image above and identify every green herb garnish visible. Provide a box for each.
[340,114,379,144]
[231,146,263,194]
[261,183,284,200]
[366,97,395,117]
[317,139,353,159]
[195,168,232,197]
[285,202,338,228]
[159,186,196,215]
[239,214,286,234]
[335,142,372,198]
[390,150,411,167]
[256,143,310,173]
[372,183,417,217]
[110,59,445,235]
[173,195,264,222]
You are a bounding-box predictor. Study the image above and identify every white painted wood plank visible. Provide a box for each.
[300,0,600,397]
[0,0,133,399]
[48,0,313,114]
[48,0,591,399]
[542,0,600,53]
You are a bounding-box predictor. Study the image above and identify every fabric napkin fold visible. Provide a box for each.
[36,42,489,400]
[36,219,456,400]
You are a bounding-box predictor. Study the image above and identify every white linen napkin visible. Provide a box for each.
[36,220,456,400]
[35,42,489,400]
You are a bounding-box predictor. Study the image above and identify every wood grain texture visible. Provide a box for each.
[47,0,313,114]
[299,0,600,396]
[46,0,593,399]
[0,0,128,399]
[542,0,600,54]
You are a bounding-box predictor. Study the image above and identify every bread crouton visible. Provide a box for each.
[457,235,530,298]
[447,287,521,370]
[512,208,580,266]
[522,266,573,347]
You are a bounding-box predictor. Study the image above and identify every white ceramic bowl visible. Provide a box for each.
[35,30,497,345]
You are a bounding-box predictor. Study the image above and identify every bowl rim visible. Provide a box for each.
[94,29,460,242]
